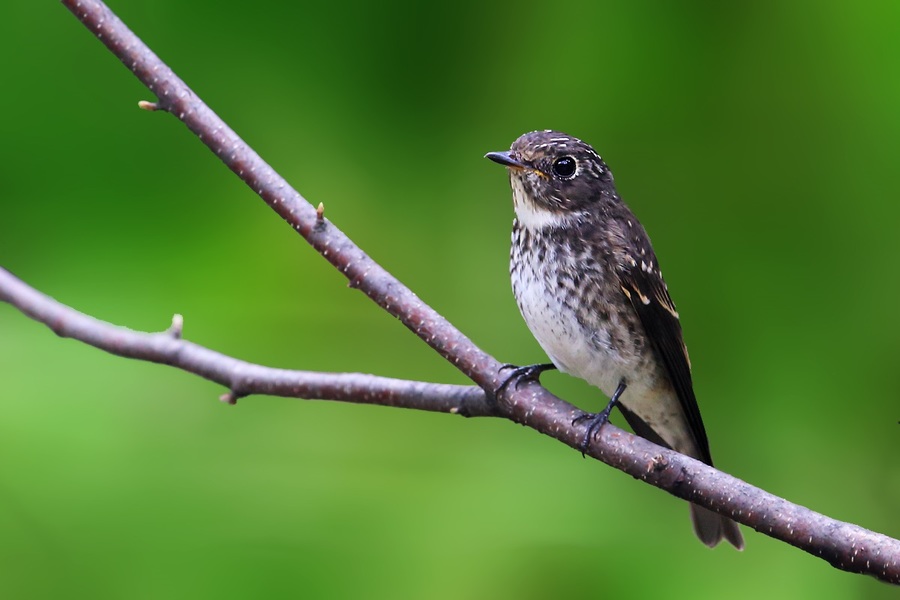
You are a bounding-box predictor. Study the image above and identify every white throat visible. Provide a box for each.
[510,176,571,230]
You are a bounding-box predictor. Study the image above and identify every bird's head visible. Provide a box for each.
[486,130,617,229]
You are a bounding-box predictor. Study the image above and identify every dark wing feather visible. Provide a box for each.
[618,262,713,465]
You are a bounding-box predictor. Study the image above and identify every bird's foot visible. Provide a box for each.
[572,380,627,456]
[494,363,557,399]
[572,406,615,456]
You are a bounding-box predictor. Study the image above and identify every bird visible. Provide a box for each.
[485,130,744,549]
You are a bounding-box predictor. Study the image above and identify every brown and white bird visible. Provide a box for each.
[486,130,743,549]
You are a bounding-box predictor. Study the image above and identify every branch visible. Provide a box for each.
[0,267,490,416]
[22,0,894,584]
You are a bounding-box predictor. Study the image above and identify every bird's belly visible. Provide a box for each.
[512,264,633,399]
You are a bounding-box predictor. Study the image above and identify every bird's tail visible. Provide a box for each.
[690,504,745,550]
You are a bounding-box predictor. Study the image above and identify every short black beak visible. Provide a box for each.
[485,150,527,170]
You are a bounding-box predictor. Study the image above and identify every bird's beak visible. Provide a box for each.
[485,151,527,170]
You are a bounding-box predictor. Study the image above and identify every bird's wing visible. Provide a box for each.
[618,261,713,464]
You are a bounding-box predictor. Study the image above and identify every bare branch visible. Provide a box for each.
[0,267,490,416]
[24,0,897,583]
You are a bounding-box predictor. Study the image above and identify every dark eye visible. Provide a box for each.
[551,156,577,179]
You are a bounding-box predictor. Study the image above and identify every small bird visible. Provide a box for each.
[486,130,744,549]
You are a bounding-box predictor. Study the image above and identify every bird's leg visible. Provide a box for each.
[494,362,557,398]
[574,379,627,454]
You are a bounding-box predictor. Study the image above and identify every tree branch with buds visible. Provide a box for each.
[5,0,897,584]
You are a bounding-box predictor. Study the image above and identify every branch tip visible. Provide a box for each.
[316,202,325,221]
[168,313,184,338]
[137,100,159,111]
[219,391,238,405]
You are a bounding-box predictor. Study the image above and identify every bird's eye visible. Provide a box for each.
[551,156,577,179]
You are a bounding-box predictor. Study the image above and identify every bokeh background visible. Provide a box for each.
[2,1,899,598]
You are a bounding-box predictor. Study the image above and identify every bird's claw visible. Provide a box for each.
[572,408,614,456]
[572,380,625,456]
[495,362,556,399]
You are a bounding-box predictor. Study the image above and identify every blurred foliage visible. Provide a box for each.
[1,1,899,598]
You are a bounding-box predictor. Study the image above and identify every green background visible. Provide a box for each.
[2,1,898,598]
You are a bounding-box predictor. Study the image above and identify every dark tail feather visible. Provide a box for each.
[690,504,745,550]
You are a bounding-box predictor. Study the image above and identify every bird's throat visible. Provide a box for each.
[510,176,570,230]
